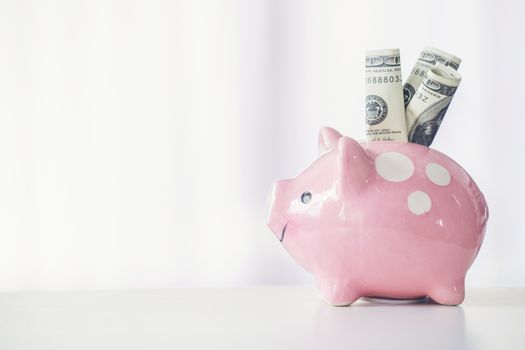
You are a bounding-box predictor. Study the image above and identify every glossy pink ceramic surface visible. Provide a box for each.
[267,127,488,306]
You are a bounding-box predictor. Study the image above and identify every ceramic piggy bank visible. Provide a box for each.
[266,127,488,306]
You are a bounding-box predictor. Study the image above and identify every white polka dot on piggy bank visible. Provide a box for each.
[375,151,415,182]
[426,162,451,186]
[266,127,489,306]
[408,191,432,215]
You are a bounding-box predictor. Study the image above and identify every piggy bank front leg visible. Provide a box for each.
[316,277,361,306]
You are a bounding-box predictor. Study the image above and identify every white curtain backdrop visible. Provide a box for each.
[0,0,523,291]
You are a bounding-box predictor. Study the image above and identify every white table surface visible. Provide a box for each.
[0,286,523,350]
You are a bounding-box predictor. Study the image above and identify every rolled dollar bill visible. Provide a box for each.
[405,65,462,146]
[365,48,407,142]
[403,47,461,107]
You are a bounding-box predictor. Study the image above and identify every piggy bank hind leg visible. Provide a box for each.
[428,277,465,306]
[316,278,361,306]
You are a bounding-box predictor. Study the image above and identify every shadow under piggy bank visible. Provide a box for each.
[267,127,489,306]
[313,300,469,350]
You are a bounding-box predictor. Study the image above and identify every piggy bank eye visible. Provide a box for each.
[301,191,312,204]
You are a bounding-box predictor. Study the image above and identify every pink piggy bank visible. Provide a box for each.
[267,127,488,306]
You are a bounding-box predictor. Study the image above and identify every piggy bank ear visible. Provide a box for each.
[318,127,342,154]
[337,137,372,195]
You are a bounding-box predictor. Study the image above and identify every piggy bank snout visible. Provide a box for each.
[266,180,289,239]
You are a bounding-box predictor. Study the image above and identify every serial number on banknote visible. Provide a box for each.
[415,93,429,102]
[366,76,402,84]
[410,68,427,77]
